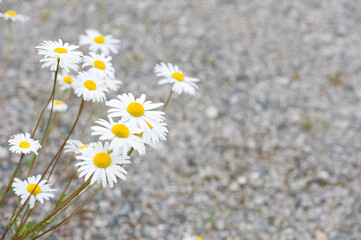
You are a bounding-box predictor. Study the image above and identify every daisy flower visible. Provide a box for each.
[104,78,122,92]
[75,142,130,188]
[9,133,41,155]
[154,62,200,95]
[64,139,89,154]
[141,121,168,147]
[83,52,115,78]
[47,100,68,112]
[12,175,57,208]
[58,72,75,91]
[106,93,164,130]
[0,10,29,22]
[91,118,146,156]
[79,29,121,56]
[72,71,109,102]
[182,236,203,240]
[36,39,83,72]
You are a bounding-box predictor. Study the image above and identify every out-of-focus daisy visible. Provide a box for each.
[79,29,121,56]
[154,62,200,95]
[104,78,122,92]
[47,100,68,112]
[72,71,108,102]
[36,39,83,72]
[12,175,56,208]
[83,52,115,78]
[64,139,89,154]
[75,142,130,188]
[182,236,203,240]
[106,93,164,130]
[91,118,145,155]
[141,121,168,147]
[9,133,41,155]
[0,10,29,22]
[58,73,75,91]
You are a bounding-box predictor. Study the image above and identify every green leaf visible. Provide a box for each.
[20,221,33,235]
[58,193,66,205]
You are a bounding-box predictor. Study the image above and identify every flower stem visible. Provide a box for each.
[162,89,173,112]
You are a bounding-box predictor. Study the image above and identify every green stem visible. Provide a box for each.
[162,90,173,112]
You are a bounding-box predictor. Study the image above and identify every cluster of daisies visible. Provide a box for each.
[6,26,199,209]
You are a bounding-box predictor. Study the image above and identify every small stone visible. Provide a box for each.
[237,176,247,185]
[315,230,329,240]
[205,105,219,119]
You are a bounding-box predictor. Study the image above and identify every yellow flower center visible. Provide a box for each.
[111,124,130,138]
[63,76,73,84]
[26,184,41,195]
[79,145,88,149]
[94,35,105,44]
[127,102,144,117]
[195,238,203,240]
[171,72,184,82]
[5,10,16,16]
[145,121,153,129]
[94,60,106,70]
[84,80,97,90]
[93,152,111,168]
[19,141,30,148]
[54,100,63,105]
[54,47,68,53]
[134,132,143,137]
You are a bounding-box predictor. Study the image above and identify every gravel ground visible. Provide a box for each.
[0,0,361,239]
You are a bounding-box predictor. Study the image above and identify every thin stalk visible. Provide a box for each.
[162,90,173,112]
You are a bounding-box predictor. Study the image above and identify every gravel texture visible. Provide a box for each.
[0,0,361,239]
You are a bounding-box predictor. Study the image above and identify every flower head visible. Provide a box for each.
[58,72,75,91]
[72,71,109,102]
[104,78,122,92]
[75,142,130,188]
[83,52,115,78]
[79,29,121,56]
[47,100,68,112]
[154,62,199,95]
[106,93,164,130]
[36,39,83,72]
[141,121,168,147]
[0,10,29,22]
[8,133,41,155]
[12,175,57,208]
[64,139,90,154]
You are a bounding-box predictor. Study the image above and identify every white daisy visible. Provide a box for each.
[91,118,146,156]
[154,62,200,95]
[182,236,203,240]
[72,71,109,102]
[8,133,41,155]
[104,78,122,92]
[106,93,164,130]
[0,10,29,22]
[58,72,75,91]
[83,52,115,78]
[75,142,130,188]
[36,39,83,72]
[141,121,168,147]
[12,175,56,208]
[47,100,68,112]
[64,139,89,154]
[79,29,121,56]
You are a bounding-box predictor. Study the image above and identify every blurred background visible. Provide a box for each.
[0,0,361,239]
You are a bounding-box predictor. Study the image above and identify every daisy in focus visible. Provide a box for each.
[91,118,146,156]
[58,73,75,91]
[47,100,68,112]
[12,175,57,208]
[154,62,200,95]
[75,142,130,188]
[79,29,121,56]
[106,93,164,130]
[83,52,115,78]
[36,39,83,72]
[141,121,168,147]
[9,133,41,155]
[72,71,109,102]
[103,78,122,92]
[64,139,89,154]
[0,10,29,22]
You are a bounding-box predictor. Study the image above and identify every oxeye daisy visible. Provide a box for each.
[141,121,168,147]
[58,72,75,91]
[91,118,146,156]
[103,78,122,92]
[182,236,203,240]
[72,71,109,102]
[36,39,83,72]
[64,139,89,154]
[75,142,130,188]
[83,52,115,78]
[12,175,57,208]
[47,100,68,112]
[154,62,200,95]
[8,133,41,155]
[106,93,164,130]
[79,29,121,56]
[0,10,29,22]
